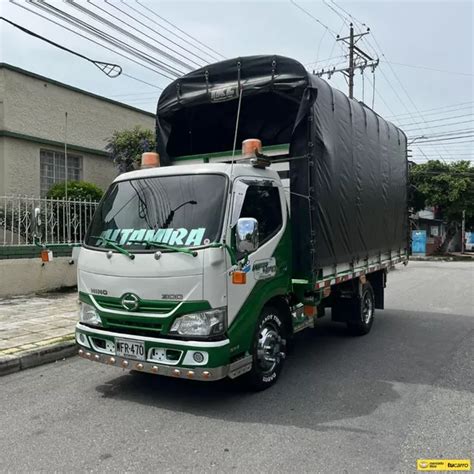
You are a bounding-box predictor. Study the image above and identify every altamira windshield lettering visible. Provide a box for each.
[98,228,207,247]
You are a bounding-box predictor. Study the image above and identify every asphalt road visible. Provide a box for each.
[1,261,472,473]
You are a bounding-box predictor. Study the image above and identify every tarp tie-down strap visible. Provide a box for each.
[176,81,181,103]
[205,69,210,96]
[271,57,277,88]
[237,60,241,91]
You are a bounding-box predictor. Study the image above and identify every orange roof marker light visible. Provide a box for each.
[141,152,160,168]
[242,138,262,159]
[242,138,270,168]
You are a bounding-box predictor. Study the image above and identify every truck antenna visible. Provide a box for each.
[227,63,243,244]
[230,61,243,180]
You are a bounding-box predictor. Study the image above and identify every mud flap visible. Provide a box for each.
[368,270,386,309]
[331,294,361,322]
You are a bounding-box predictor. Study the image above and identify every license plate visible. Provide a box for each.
[115,339,145,361]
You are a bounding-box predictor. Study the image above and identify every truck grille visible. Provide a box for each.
[103,318,163,334]
[94,295,178,314]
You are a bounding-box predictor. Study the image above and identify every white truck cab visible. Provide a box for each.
[76,162,293,389]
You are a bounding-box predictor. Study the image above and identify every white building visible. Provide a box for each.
[0,63,156,197]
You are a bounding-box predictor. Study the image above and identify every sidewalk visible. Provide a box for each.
[0,290,78,375]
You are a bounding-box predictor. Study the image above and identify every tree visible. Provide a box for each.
[409,160,474,251]
[105,126,156,173]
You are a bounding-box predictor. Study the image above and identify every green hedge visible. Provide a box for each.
[47,181,103,201]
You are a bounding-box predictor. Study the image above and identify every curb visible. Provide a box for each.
[0,337,77,377]
[410,256,474,262]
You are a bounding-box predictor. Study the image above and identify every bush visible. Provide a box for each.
[47,181,103,201]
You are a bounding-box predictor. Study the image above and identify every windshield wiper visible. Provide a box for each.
[129,239,197,257]
[92,236,135,260]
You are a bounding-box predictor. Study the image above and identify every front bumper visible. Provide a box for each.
[75,323,251,382]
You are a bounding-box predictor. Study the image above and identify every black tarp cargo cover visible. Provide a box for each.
[156,55,408,280]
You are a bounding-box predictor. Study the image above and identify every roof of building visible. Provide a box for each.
[0,62,156,118]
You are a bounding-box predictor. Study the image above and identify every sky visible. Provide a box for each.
[0,0,472,162]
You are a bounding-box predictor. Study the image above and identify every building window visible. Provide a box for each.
[40,149,82,196]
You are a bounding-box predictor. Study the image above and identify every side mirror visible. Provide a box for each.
[236,217,259,254]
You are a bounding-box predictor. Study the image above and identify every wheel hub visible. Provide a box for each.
[362,292,374,324]
[256,323,283,374]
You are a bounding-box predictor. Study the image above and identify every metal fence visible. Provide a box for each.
[0,195,99,246]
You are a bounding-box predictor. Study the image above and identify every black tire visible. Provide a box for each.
[347,282,375,336]
[244,305,287,391]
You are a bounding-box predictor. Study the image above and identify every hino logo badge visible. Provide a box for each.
[91,288,108,295]
[121,293,140,311]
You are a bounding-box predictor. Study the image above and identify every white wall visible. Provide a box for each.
[0,257,77,297]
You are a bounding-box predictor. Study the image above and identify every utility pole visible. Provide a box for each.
[348,23,355,98]
[313,23,379,100]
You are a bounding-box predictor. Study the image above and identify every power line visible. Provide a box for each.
[304,55,346,67]
[63,0,191,73]
[386,101,473,119]
[412,128,474,139]
[364,70,396,115]
[98,0,205,66]
[134,0,225,61]
[395,113,474,127]
[404,120,474,132]
[27,0,181,79]
[0,16,122,77]
[292,0,349,75]
[413,154,474,157]
[413,136,474,144]
[329,0,368,29]
[365,34,459,163]
[339,19,448,162]
[411,131,474,139]
[380,60,473,77]
[121,73,162,90]
[290,0,338,38]
[109,90,162,98]
[394,106,474,122]
[10,0,175,84]
[413,142,474,148]
[323,0,349,26]
[116,0,215,66]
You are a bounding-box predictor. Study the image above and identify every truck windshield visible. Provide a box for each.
[86,174,227,250]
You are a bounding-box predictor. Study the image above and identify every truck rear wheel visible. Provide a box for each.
[244,306,287,391]
[347,282,375,336]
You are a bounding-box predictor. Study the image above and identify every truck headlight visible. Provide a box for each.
[170,308,227,337]
[79,302,102,326]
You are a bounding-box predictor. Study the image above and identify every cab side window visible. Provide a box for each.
[239,185,283,245]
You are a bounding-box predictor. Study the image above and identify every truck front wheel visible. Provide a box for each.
[347,282,375,336]
[244,306,287,391]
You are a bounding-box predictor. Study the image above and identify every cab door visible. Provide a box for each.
[226,177,289,327]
